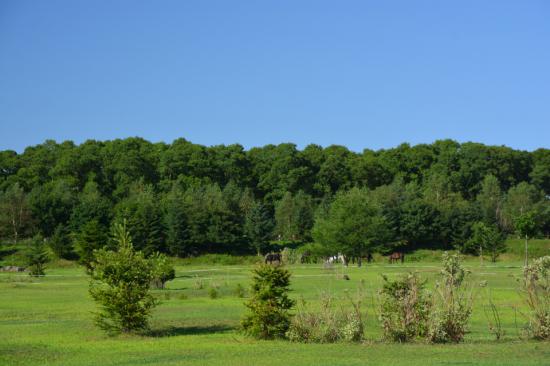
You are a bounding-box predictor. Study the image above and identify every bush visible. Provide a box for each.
[150,252,175,289]
[234,283,246,298]
[287,290,365,343]
[378,272,430,342]
[521,255,550,340]
[208,287,219,299]
[24,235,49,277]
[241,264,295,339]
[427,252,473,343]
[88,222,157,334]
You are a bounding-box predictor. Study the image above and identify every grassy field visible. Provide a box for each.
[1,256,549,366]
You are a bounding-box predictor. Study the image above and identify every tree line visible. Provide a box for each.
[1,137,549,262]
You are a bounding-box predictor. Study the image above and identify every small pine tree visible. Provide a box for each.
[241,264,295,339]
[24,235,49,277]
[89,221,157,334]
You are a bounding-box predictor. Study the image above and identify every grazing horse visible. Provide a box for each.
[366,253,373,263]
[388,252,405,264]
[264,252,282,264]
[326,253,347,266]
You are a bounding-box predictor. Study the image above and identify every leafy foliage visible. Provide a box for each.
[313,188,391,265]
[2,138,550,261]
[469,222,506,262]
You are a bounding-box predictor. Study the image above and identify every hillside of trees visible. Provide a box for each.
[1,138,549,261]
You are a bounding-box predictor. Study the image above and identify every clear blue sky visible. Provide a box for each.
[1,1,549,153]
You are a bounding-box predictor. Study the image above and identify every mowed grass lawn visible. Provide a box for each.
[1,260,549,366]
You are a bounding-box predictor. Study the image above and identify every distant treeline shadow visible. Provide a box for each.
[147,324,234,337]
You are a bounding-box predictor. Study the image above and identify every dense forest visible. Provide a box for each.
[1,138,549,262]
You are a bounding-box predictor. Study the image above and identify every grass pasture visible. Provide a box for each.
[1,259,549,365]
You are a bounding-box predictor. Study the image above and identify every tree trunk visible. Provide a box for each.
[357,256,362,268]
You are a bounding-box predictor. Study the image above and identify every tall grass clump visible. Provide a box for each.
[378,272,430,342]
[427,252,474,343]
[521,255,550,340]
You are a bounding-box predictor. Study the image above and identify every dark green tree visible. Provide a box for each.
[469,222,506,263]
[274,191,314,242]
[49,224,74,259]
[74,220,108,271]
[244,201,273,255]
[312,187,391,266]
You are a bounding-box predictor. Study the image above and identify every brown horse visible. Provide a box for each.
[388,252,405,264]
[264,252,282,264]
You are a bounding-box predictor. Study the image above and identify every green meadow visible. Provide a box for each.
[1,254,549,366]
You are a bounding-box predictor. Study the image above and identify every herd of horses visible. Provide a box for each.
[264,251,405,265]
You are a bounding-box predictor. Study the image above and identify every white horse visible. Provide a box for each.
[325,253,346,265]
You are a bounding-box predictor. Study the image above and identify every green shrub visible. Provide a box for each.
[88,222,157,334]
[234,283,246,298]
[208,287,219,299]
[378,272,430,342]
[241,264,295,339]
[427,252,473,343]
[521,256,550,340]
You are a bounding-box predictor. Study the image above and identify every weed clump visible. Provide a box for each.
[286,290,365,343]
[427,252,474,343]
[378,272,430,342]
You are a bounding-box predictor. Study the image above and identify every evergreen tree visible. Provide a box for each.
[244,202,273,255]
[74,220,108,271]
[24,235,49,276]
[49,224,74,259]
[89,221,157,334]
[241,264,295,339]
